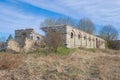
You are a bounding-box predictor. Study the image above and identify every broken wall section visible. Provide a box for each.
[6,40,20,53]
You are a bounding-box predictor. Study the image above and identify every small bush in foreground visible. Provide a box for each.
[0,53,24,70]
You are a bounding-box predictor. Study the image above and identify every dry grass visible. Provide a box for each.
[0,49,120,80]
[0,53,25,70]
[97,56,120,80]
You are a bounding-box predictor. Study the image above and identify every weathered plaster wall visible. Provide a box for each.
[23,38,35,53]
[66,25,105,49]
[41,25,105,49]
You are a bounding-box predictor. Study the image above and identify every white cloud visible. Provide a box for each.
[0,3,45,34]
[20,0,120,30]
[0,0,120,38]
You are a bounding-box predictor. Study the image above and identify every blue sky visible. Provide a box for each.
[0,0,120,39]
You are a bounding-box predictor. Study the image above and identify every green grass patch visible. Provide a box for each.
[55,47,74,56]
[87,48,96,52]
[27,47,75,57]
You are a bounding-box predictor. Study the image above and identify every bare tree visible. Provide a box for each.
[99,25,119,48]
[77,17,95,34]
[109,40,120,50]
[99,25,118,41]
[0,37,6,51]
[40,17,76,27]
[45,31,63,52]
[56,17,76,27]
[40,18,56,27]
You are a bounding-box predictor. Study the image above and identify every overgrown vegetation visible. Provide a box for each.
[0,49,120,80]
[45,31,64,52]
[40,17,119,50]
[55,47,74,56]
[99,25,119,49]
[40,17,95,34]
[86,48,96,53]
[27,47,74,56]
[0,53,24,70]
[77,17,95,34]
[108,40,120,50]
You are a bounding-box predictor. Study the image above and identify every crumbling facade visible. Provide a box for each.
[6,28,44,53]
[6,40,20,53]
[42,25,105,49]
[15,28,44,47]
[4,25,105,53]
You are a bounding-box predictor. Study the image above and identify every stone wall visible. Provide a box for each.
[15,28,44,47]
[5,28,45,53]
[66,25,105,48]
[15,28,34,46]
[6,40,20,53]
[41,25,105,49]
[23,38,35,53]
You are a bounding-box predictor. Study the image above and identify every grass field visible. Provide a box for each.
[0,49,120,80]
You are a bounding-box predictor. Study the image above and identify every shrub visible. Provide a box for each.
[0,53,24,70]
[45,31,63,52]
[108,40,120,50]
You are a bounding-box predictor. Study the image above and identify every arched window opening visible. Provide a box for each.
[99,40,101,44]
[89,37,91,41]
[78,34,80,39]
[84,36,86,40]
[96,38,99,48]
[22,32,27,36]
[36,36,40,40]
[22,32,27,39]
[71,32,73,38]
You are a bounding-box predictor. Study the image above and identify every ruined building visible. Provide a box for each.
[5,25,105,53]
[15,28,43,47]
[6,28,44,53]
[42,25,105,49]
